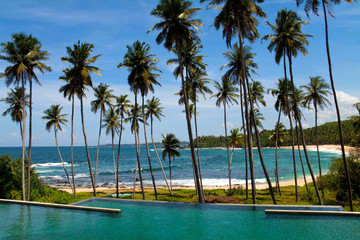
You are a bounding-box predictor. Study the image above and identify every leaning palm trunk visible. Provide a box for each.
[116,117,124,198]
[80,97,97,197]
[315,103,324,197]
[150,116,172,194]
[70,96,76,198]
[168,155,172,193]
[142,96,158,200]
[194,100,204,192]
[274,109,282,195]
[55,129,73,191]
[176,41,204,203]
[239,84,249,199]
[27,78,33,201]
[134,120,145,200]
[246,76,277,204]
[322,0,352,210]
[21,77,26,201]
[288,53,322,205]
[19,122,28,160]
[94,109,103,186]
[223,102,232,190]
[295,120,309,192]
[111,129,116,183]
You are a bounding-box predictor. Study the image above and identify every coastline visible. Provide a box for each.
[55,144,357,194]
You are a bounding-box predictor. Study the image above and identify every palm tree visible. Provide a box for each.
[229,128,242,169]
[145,97,172,194]
[126,104,145,198]
[114,95,131,198]
[118,40,161,200]
[42,105,73,192]
[221,44,259,199]
[262,9,322,204]
[59,68,80,198]
[1,87,29,150]
[90,83,114,186]
[212,76,239,190]
[296,0,355,211]
[61,41,102,197]
[1,33,52,200]
[148,0,205,203]
[249,81,266,108]
[349,102,360,133]
[269,122,289,194]
[102,107,121,184]
[301,76,331,179]
[161,133,181,192]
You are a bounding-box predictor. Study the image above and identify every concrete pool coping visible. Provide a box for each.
[0,199,121,214]
[265,209,360,217]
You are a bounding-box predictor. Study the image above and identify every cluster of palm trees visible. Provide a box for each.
[0,0,355,209]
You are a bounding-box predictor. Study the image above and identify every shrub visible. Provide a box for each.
[227,186,245,196]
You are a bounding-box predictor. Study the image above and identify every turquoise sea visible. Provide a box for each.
[0,146,340,188]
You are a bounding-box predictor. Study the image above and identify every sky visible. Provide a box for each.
[0,0,359,147]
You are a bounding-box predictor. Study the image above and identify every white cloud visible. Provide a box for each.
[11,132,18,137]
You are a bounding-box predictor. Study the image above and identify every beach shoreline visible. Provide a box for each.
[54,144,357,194]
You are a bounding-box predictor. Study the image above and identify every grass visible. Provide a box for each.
[54,184,359,211]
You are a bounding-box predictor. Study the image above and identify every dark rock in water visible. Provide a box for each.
[103,182,109,186]
[136,178,140,181]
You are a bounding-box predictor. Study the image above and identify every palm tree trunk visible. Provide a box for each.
[70,96,76,198]
[111,129,116,184]
[27,78,32,201]
[322,1,352,210]
[80,97,97,197]
[275,109,282,195]
[94,109,103,186]
[288,111,298,201]
[194,100,204,192]
[116,116,124,198]
[245,75,276,204]
[176,41,204,203]
[21,77,26,201]
[169,155,172,193]
[288,53,322,205]
[223,102,232,190]
[239,84,249,199]
[134,96,145,200]
[55,129,73,191]
[295,120,309,192]
[150,115,172,194]
[19,121,28,160]
[315,103,324,197]
[142,95,158,200]
[284,48,297,201]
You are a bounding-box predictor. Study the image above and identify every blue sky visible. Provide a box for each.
[0,0,359,147]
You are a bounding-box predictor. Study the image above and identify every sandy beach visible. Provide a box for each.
[56,144,358,194]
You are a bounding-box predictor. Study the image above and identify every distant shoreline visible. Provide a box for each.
[55,144,358,194]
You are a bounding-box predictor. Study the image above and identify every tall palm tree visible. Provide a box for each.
[301,76,331,178]
[90,83,114,185]
[262,9,321,204]
[126,104,145,198]
[114,95,131,198]
[1,33,52,200]
[145,97,172,194]
[59,68,81,198]
[42,105,73,192]
[212,76,239,190]
[102,107,121,184]
[161,133,181,192]
[296,0,355,211]
[203,0,269,203]
[1,87,29,150]
[148,0,205,202]
[221,44,259,199]
[118,40,161,200]
[61,41,102,197]
[349,102,360,133]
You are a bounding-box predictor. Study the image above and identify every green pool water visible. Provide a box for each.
[1,199,359,240]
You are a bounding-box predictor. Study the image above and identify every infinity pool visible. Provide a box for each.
[1,199,359,240]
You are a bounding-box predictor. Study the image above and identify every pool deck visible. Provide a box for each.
[0,199,121,214]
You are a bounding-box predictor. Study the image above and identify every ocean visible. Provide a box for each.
[0,145,340,188]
